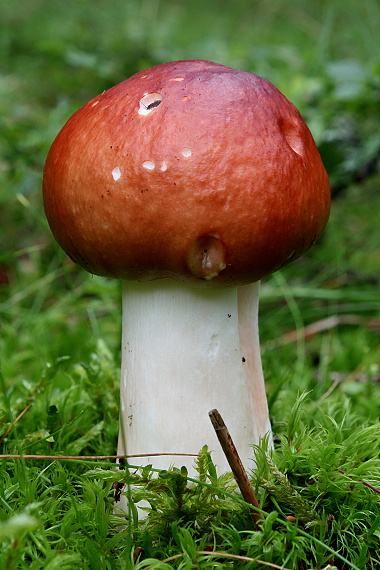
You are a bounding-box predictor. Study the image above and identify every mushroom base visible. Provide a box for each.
[116,279,271,510]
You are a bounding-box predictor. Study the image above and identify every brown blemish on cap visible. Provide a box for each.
[279,116,305,157]
[187,235,226,280]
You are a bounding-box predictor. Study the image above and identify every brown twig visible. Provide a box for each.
[0,403,33,445]
[0,452,199,461]
[317,343,380,404]
[263,314,375,350]
[209,408,263,527]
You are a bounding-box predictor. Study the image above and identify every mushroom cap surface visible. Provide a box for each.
[43,59,330,287]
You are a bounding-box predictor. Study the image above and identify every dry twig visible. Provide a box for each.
[209,408,263,527]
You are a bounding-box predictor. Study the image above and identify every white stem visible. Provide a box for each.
[117,278,271,482]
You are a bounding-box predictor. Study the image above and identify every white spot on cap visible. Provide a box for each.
[181,148,192,157]
[138,93,163,115]
[112,167,121,181]
[160,161,168,172]
[171,76,185,81]
[143,161,155,170]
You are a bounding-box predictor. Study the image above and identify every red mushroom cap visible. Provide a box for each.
[43,59,330,288]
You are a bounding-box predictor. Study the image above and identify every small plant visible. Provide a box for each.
[84,398,380,568]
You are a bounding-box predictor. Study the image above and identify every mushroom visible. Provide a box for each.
[43,60,330,496]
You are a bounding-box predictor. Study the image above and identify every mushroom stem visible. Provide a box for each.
[117,278,272,479]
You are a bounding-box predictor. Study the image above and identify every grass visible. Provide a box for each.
[1,0,380,567]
